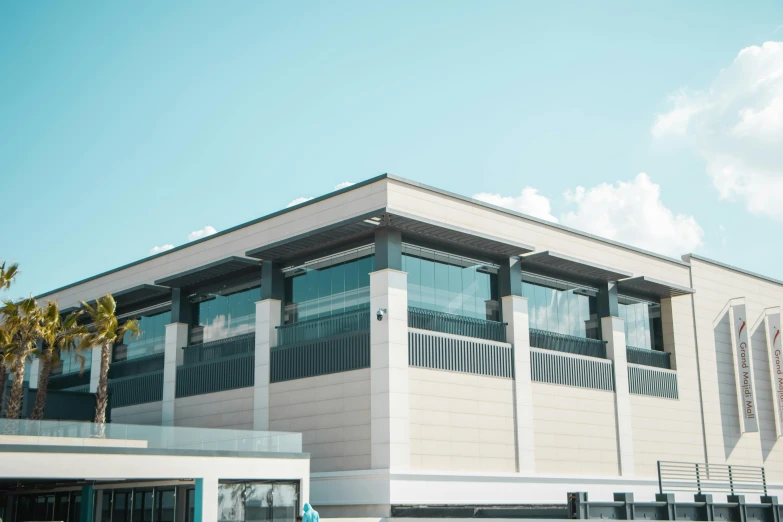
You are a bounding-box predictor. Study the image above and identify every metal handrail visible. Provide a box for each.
[109,352,165,379]
[658,461,767,495]
[627,345,671,369]
[277,307,370,345]
[184,332,255,365]
[407,307,507,342]
[529,328,607,359]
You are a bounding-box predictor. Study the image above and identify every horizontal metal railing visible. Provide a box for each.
[271,330,370,382]
[408,307,506,342]
[108,371,163,408]
[184,333,255,365]
[408,328,513,378]
[176,352,254,398]
[109,352,165,379]
[658,461,767,495]
[277,307,370,345]
[529,328,607,359]
[628,364,679,399]
[530,348,614,391]
[626,345,672,369]
[48,370,91,391]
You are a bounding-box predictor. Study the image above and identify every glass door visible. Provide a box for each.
[132,490,154,522]
[155,489,176,522]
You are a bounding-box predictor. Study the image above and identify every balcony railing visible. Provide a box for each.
[176,352,254,398]
[626,345,672,369]
[407,307,506,342]
[529,328,607,359]
[109,371,163,408]
[271,330,370,383]
[48,370,91,391]
[184,333,255,365]
[277,307,370,346]
[109,352,165,379]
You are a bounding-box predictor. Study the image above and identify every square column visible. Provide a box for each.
[29,358,40,389]
[194,477,219,522]
[163,323,189,426]
[502,295,535,473]
[370,268,410,471]
[254,299,281,431]
[602,315,635,476]
[80,485,95,522]
[89,345,108,393]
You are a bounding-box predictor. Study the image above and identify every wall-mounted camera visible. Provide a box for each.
[376,308,387,321]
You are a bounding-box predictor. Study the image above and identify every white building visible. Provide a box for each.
[5,174,783,519]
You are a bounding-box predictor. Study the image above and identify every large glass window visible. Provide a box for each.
[191,286,261,344]
[403,245,500,321]
[54,347,92,375]
[217,481,299,522]
[619,298,663,351]
[284,246,374,324]
[114,311,171,362]
[521,273,600,339]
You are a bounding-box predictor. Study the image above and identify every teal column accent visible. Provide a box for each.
[261,260,284,301]
[374,228,402,271]
[171,288,192,326]
[194,479,203,522]
[80,485,95,522]
[499,256,522,297]
[597,281,619,318]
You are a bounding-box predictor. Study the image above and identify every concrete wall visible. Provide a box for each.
[408,367,516,473]
[174,387,254,430]
[689,256,783,479]
[269,369,371,472]
[112,401,162,425]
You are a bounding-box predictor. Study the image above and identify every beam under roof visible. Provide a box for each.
[616,276,695,299]
[154,257,260,289]
[519,251,632,286]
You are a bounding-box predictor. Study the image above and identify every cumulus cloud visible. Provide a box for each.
[187,225,217,241]
[473,187,559,222]
[149,244,174,255]
[287,182,356,208]
[652,41,783,219]
[561,173,704,257]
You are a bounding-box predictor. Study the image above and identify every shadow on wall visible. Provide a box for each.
[750,321,776,463]
[714,309,741,460]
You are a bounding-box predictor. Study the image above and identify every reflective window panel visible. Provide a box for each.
[521,273,600,339]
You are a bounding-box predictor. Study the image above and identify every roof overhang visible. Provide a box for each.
[246,210,535,263]
[519,251,632,286]
[616,276,695,300]
[154,257,261,289]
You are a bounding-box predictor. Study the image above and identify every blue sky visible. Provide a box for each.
[2,1,783,299]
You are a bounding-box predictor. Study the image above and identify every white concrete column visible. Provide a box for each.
[602,315,635,477]
[89,344,109,393]
[502,295,535,473]
[254,299,281,431]
[195,476,219,522]
[370,269,410,471]
[29,358,40,389]
[163,323,189,426]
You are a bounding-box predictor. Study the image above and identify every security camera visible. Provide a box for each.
[376,308,387,321]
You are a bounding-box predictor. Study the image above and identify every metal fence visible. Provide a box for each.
[176,352,255,398]
[658,461,768,496]
[109,352,165,379]
[408,328,514,378]
[530,348,614,391]
[628,364,679,399]
[277,307,370,345]
[529,328,607,359]
[108,371,163,408]
[407,307,506,342]
[271,330,370,382]
[48,370,91,391]
[626,345,672,369]
[184,333,255,365]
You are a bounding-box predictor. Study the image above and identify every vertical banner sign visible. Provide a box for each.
[730,302,758,433]
[765,310,783,438]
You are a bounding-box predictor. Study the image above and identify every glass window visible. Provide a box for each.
[284,246,374,324]
[114,311,171,362]
[54,346,92,376]
[191,287,261,344]
[402,245,500,321]
[522,273,600,339]
[218,481,299,522]
[619,298,663,351]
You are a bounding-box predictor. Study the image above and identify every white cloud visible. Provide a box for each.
[286,196,313,208]
[334,181,355,190]
[287,182,356,208]
[653,41,783,219]
[561,173,704,257]
[473,187,559,222]
[187,225,217,241]
[149,244,174,255]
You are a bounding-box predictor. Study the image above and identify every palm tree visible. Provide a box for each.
[81,294,139,430]
[0,324,15,416]
[0,297,44,419]
[0,262,19,290]
[31,303,87,420]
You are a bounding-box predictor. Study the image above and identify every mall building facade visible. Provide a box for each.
[28,174,783,516]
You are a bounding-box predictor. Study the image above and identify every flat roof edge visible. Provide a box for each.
[684,253,783,288]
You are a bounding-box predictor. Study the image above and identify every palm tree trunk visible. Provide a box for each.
[31,356,52,420]
[0,363,8,416]
[5,357,27,420]
[93,343,111,436]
